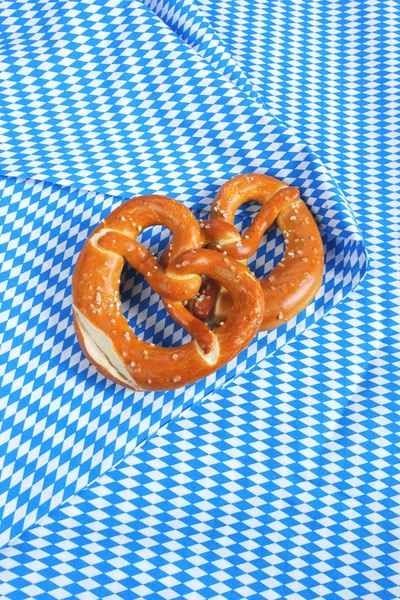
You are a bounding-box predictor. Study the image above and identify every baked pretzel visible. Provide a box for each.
[72,195,264,391]
[190,173,324,329]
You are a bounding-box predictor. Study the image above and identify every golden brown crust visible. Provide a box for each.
[191,173,324,329]
[72,195,264,391]
[73,313,131,388]
[72,176,324,392]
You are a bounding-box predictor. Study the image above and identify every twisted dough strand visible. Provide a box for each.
[191,174,324,329]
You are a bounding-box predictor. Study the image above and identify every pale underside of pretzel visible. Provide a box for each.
[72,195,264,392]
[190,173,324,329]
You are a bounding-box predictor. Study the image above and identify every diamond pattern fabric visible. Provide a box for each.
[0,0,398,598]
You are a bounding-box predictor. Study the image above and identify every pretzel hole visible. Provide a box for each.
[119,224,192,348]
[134,224,172,264]
[233,202,260,230]
[234,204,285,278]
[119,263,192,348]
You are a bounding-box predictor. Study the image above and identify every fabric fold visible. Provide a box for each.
[0,0,367,548]
[0,0,362,241]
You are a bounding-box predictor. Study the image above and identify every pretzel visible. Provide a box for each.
[190,173,324,329]
[72,195,264,391]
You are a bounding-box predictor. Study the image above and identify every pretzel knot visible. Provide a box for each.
[72,195,265,391]
[188,174,324,330]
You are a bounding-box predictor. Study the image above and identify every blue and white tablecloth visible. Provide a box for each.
[0,1,398,599]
